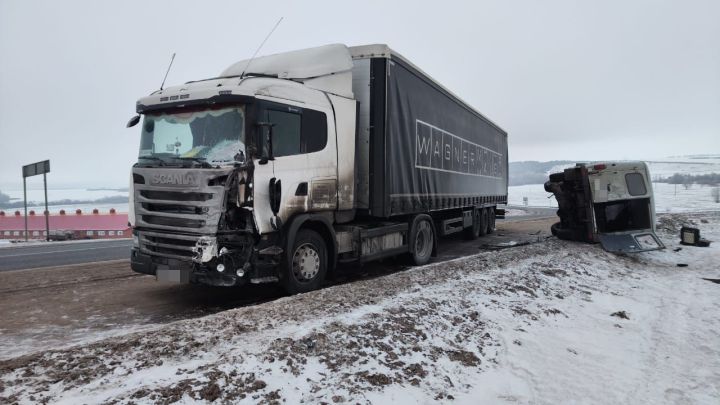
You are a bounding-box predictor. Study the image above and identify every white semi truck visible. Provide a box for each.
[127,44,508,293]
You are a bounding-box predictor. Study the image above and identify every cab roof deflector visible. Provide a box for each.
[220,43,353,80]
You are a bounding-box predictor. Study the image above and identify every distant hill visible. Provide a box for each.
[509,161,574,186]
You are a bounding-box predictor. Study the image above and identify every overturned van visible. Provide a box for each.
[545,161,664,253]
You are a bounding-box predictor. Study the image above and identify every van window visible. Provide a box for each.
[625,173,647,196]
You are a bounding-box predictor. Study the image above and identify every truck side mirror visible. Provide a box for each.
[256,122,275,165]
[126,115,141,128]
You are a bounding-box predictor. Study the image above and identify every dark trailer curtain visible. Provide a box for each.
[384,58,508,216]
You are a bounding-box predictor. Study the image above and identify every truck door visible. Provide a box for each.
[252,100,337,234]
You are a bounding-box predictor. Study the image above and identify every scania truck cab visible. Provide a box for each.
[127,44,508,293]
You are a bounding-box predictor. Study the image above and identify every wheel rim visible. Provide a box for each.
[292,243,320,282]
[415,221,433,258]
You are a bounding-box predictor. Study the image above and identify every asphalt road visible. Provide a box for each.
[0,207,557,272]
[0,239,132,272]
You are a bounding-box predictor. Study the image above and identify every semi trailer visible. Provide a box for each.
[127,44,508,293]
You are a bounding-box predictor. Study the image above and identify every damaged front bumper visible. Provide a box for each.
[131,229,284,287]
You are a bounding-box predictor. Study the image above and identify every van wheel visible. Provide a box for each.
[544,181,556,193]
[486,207,496,234]
[551,222,574,241]
[280,229,327,294]
[464,209,481,240]
[409,215,434,266]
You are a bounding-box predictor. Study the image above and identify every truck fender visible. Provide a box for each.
[283,213,338,274]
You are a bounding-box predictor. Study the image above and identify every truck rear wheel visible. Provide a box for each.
[280,229,327,294]
[409,215,434,266]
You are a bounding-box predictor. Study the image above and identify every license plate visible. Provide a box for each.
[156,269,190,283]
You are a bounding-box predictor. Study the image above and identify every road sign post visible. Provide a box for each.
[22,160,51,242]
[23,177,28,242]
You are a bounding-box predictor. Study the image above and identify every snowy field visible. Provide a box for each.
[545,155,720,180]
[1,212,718,404]
[509,182,720,212]
[1,188,129,214]
[509,156,720,212]
[10,201,130,215]
[3,188,128,203]
[2,156,717,215]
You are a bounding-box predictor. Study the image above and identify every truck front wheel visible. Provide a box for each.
[280,229,328,294]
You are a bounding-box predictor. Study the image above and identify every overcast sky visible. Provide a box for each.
[1,0,718,189]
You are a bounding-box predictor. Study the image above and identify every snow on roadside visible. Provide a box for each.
[1,213,718,404]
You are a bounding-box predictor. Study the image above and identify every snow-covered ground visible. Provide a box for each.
[1,212,718,404]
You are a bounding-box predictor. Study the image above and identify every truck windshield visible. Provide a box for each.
[138,106,246,165]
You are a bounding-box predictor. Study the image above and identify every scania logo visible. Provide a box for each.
[151,173,197,186]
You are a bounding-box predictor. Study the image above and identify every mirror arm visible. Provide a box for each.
[126,114,141,128]
[256,122,275,164]
[267,125,275,161]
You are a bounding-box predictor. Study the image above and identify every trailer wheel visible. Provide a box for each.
[409,215,434,266]
[486,207,496,234]
[478,208,489,237]
[464,208,481,240]
[280,229,327,294]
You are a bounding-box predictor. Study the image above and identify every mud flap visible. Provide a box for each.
[598,231,665,253]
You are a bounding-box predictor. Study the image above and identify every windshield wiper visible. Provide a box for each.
[137,156,166,166]
[172,157,213,168]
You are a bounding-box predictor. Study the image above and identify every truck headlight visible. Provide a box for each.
[133,234,139,247]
